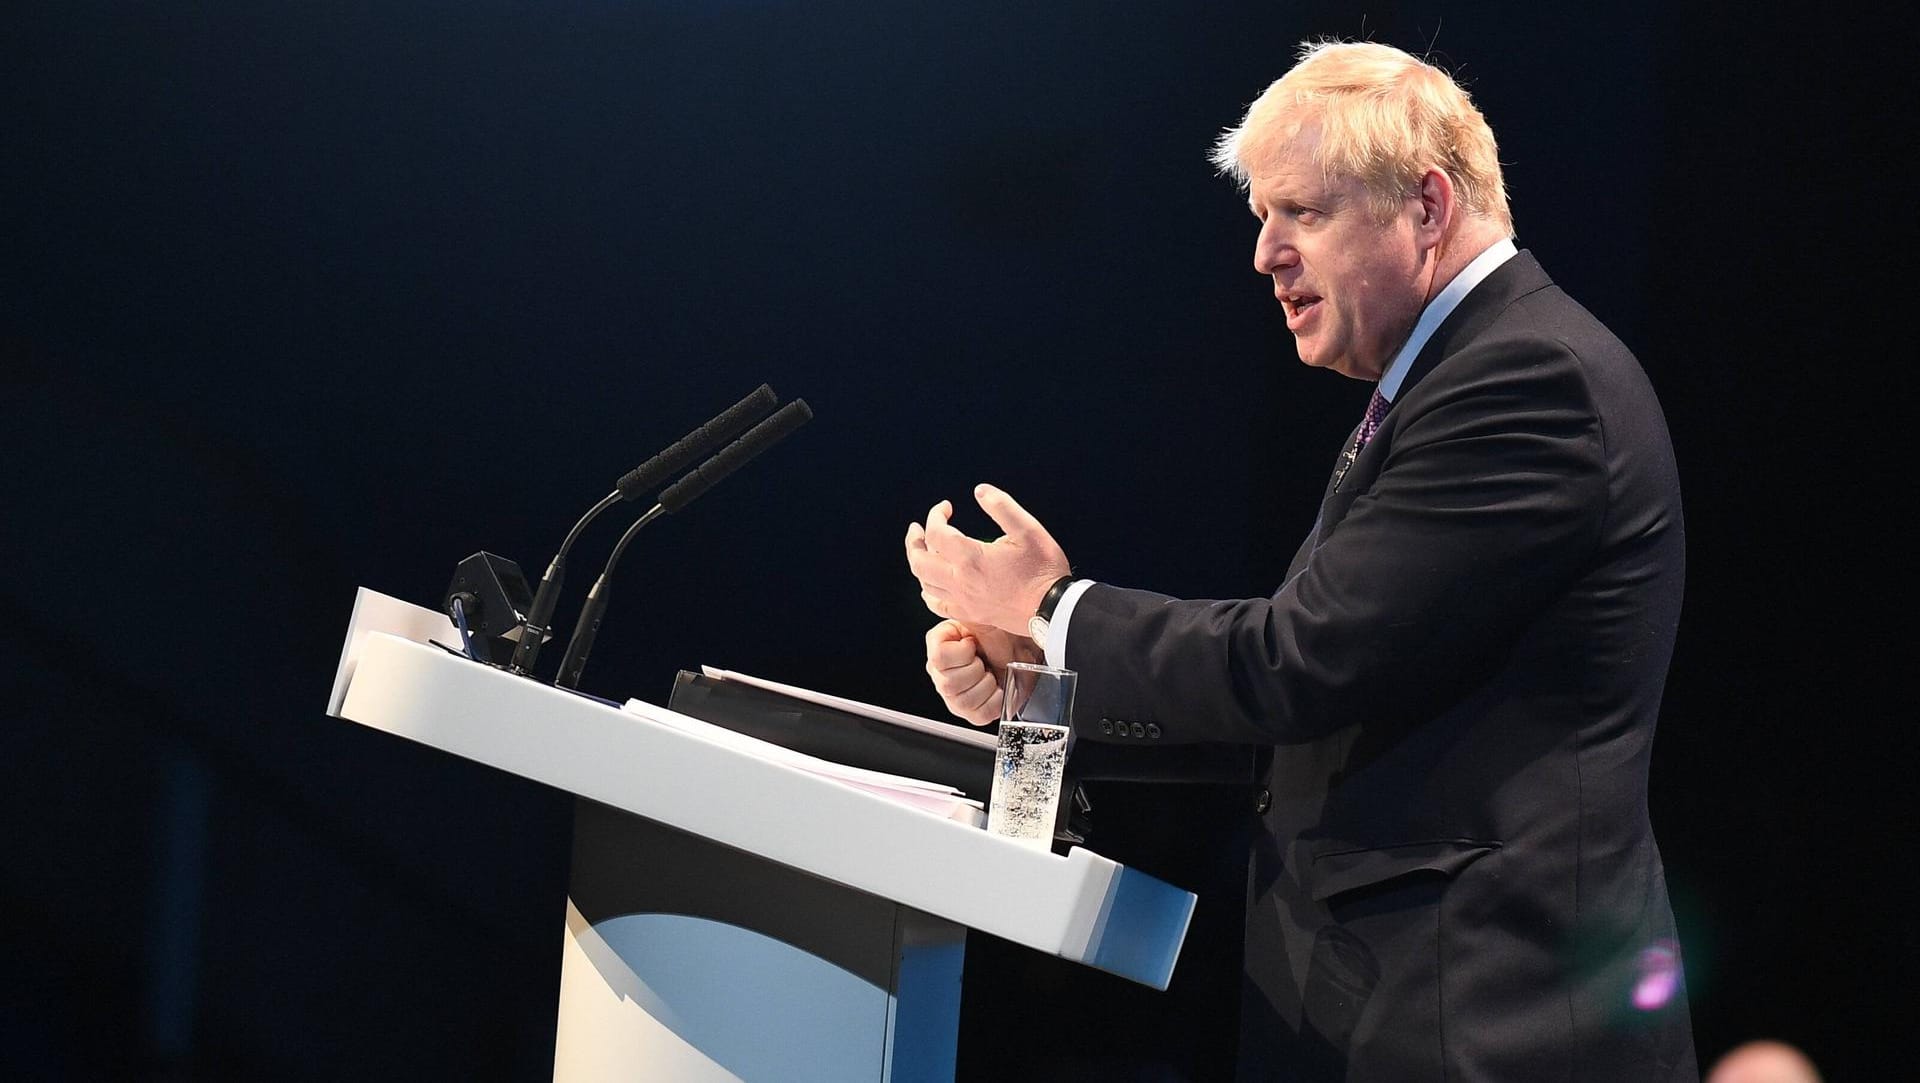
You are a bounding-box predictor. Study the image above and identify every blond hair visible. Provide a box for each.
[1211,40,1514,236]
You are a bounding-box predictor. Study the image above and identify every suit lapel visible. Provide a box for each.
[1284,419,1364,583]
[1294,250,1557,563]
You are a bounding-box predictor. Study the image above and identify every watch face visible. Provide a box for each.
[1028,615,1049,649]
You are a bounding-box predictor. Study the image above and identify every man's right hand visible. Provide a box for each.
[923,619,1040,726]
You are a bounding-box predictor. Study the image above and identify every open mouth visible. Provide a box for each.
[1280,292,1322,323]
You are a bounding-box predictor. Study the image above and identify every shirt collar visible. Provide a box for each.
[1377,237,1518,402]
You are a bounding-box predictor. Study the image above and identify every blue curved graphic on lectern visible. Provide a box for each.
[588,912,888,1082]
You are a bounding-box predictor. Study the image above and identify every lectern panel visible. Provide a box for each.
[557,801,963,1083]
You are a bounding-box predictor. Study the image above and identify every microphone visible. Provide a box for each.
[555,398,814,689]
[506,384,780,675]
[616,383,780,501]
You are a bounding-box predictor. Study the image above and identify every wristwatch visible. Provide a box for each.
[1027,575,1076,652]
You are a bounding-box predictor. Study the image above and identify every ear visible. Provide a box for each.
[1414,167,1455,248]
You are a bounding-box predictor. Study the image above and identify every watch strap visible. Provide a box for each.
[1036,574,1076,621]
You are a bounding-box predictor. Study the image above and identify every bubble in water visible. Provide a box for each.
[987,723,1067,846]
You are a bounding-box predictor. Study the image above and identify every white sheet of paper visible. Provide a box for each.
[622,697,980,808]
[698,666,998,752]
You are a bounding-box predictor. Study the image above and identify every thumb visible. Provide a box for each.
[974,483,1050,544]
[925,619,968,652]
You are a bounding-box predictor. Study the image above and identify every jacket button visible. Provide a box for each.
[1253,787,1272,814]
[1145,724,1161,739]
[1129,722,1146,738]
[1099,719,1113,735]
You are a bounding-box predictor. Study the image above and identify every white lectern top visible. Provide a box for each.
[329,589,1194,990]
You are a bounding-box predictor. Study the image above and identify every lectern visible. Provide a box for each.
[328,589,1195,1082]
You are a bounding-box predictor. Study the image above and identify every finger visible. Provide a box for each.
[959,681,1003,726]
[930,657,987,700]
[924,500,975,558]
[927,651,986,699]
[955,666,1000,714]
[974,483,1052,544]
[929,634,981,671]
[925,500,952,535]
[904,521,928,554]
[925,655,994,726]
[924,620,967,653]
[920,590,947,616]
[926,653,972,691]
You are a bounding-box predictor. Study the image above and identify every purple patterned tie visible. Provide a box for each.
[1356,386,1390,452]
[1332,386,1390,490]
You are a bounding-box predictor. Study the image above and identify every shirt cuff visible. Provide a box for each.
[1043,579,1096,670]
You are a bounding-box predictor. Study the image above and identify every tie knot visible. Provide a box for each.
[1357,387,1390,451]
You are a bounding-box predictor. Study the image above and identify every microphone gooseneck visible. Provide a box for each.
[553,398,813,690]
[507,385,780,677]
[507,489,620,674]
[553,504,663,690]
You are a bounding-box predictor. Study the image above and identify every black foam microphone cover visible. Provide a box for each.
[659,399,814,514]
[616,384,778,501]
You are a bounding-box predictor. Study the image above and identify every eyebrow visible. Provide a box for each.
[1250,193,1332,219]
[1251,172,1336,210]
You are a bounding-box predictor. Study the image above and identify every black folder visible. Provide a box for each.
[666,670,1255,845]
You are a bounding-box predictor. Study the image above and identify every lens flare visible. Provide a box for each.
[1631,939,1681,1011]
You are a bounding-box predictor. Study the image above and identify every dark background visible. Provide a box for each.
[3,2,1905,1079]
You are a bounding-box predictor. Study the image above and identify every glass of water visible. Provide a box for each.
[986,662,1076,848]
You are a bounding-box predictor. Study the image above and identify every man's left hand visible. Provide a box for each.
[904,483,1070,635]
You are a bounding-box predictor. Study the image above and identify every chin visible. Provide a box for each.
[1319,357,1371,380]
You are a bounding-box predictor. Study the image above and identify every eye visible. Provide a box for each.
[1289,205,1321,224]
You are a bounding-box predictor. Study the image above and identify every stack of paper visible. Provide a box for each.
[698,666,997,751]
[622,695,986,827]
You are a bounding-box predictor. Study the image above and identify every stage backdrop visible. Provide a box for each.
[2,2,1899,1078]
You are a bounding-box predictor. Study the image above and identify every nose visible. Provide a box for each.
[1253,220,1296,277]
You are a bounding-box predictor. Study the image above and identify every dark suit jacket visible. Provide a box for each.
[1064,252,1697,1081]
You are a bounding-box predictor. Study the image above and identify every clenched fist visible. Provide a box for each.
[923,619,1041,726]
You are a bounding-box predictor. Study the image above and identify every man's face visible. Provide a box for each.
[1246,127,1429,381]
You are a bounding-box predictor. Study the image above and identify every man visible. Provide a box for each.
[905,41,1696,1080]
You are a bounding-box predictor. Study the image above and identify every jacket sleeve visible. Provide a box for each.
[1065,334,1609,746]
